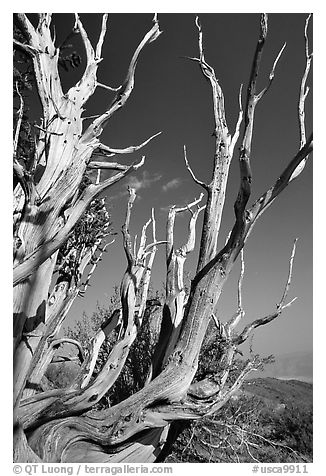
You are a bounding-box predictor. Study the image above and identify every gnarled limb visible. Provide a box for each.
[186,17,234,272]
[149,194,205,380]
[183,146,209,191]
[13,13,162,438]
[18,190,162,425]
[82,15,162,142]
[13,13,312,464]
[91,131,162,159]
[233,239,298,346]
[298,14,312,148]
[13,157,145,286]
[49,338,85,362]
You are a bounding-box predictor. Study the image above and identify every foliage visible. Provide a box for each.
[13,25,36,171]
[50,288,312,464]
[55,196,113,288]
[272,403,313,459]
[60,288,163,407]
[167,387,312,463]
[105,297,162,406]
[47,290,312,464]
[45,361,80,389]
[52,297,309,464]
[195,319,274,385]
[13,18,110,293]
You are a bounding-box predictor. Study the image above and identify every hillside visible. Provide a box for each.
[167,377,313,463]
[242,377,313,408]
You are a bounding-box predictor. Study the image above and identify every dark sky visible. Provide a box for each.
[28,13,313,357]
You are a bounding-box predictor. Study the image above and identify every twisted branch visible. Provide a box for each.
[234,239,297,346]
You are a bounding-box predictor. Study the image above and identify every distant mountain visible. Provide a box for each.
[242,377,313,408]
[251,350,313,383]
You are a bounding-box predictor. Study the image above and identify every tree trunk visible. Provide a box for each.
[13,13,312,462]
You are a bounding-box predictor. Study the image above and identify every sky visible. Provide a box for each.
[21,12,313,358]
[4,5,324,472]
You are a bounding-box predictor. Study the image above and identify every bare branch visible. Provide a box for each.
[13,82,24,156]
[13,157,145,286]
[137,218,153,261]
[174,193,205,215]
[95,14,108,60]
[81,114,101,121]
[138,209,158,319]
[95,169,101,185]
[166,193,204,257]
[36,14,52,32]
[15,14,64,118]
[96,82,121,92]
[144,240,168,255]
[232,17,286,237]
[50,338,85,362]
[87,161,129,171]
[13,14,313,461]
[152,193,205,378]
[95,132,162,157]
[77,330,111,389]
[78,239,115,297]
[13,160,30,204]
[219,358,260,401]
[82,16,162,141]
[13,39,38,56]
[194,16,228,141]
[73,309,123,390]
[234,240,298,346]
[298,14,313,148]
[21,281,80,400]
[78,212,159,400]
[255,42,286,101]
[133,235,138,258]
[181,203,206,255]
[122,187,137,265]
[247,136,312,226]
[226,249,245,333]
[79,202,158,394]
[229,84,243,157]
[234,14,268,226]
[13,83,34,204]
[74,14,95,70]
[183,145,208,190]
[237,249,245,313]
[223,120,312,264]
[142,359,261,424]
[210,313,223,334]
[152,208,157,243]
[277,238,297,308]
[192,16,234,271]
[14,13,38,47]
[61,14,108,108]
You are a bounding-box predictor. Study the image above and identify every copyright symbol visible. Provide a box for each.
[13,466,22,474]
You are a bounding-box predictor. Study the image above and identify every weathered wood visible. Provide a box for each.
[13,13,312,463]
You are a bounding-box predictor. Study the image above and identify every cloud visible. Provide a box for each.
[162,178,182,192]
[126,171,162,191]
[160,204,174,213]
[108,171,162,201]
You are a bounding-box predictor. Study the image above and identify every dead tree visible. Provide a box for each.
[13,13,312,463]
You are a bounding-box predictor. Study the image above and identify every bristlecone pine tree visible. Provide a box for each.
[13,13,312,463]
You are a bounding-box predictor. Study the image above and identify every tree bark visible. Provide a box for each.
[13,13,312,463]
